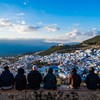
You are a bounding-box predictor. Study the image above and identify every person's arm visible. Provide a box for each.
[97,75,100,84]
[43,76,46,83]
[11,73,15,84]
[27,73,30,83]
[39,73,42,83]
[54,75,57,84]
[24,75,27,84]
[85,75,89,84]
[0,75,1,87]
[79,75,82,84]
[68,75,71,85]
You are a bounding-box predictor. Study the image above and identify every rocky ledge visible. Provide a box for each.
[0,88,100,100]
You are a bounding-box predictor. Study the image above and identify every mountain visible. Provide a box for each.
[83,35,100,45]
[39,35,100,55]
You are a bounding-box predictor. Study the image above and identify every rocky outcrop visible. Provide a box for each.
[0,89,100,100]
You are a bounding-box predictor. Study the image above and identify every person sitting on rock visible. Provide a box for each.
[15,68,27,90]
[43,68,57,90]
[85,67,99,90]
[27,65,42,90]
[68,68,81,89]
[0,66,15,90]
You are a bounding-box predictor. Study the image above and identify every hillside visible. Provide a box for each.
[83,35,100,45]
[39,35,100,55]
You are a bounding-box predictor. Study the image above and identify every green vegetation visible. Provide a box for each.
[39,44,83,55]
[83,35,100,45]
[39,35,100,56]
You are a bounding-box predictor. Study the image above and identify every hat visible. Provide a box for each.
[32,65,37,70]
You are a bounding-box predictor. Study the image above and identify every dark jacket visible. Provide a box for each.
[43,73,57,90]
[0,70,14,88]
[85,72,99,90]
[68,73,81,89]
[15,74,27,90]
[27,70,42,90]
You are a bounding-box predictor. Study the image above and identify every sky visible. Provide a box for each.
[0,0,100,43]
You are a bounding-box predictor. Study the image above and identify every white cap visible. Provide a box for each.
[32,65,37,70]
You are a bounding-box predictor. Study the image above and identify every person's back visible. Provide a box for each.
[15,68,26,90]
[43,68,57,90]
[0,66,14,90]
[85,67,99,90]
[27,65,42,90]
[68,68,81,89]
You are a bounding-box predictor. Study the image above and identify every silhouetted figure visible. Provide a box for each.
[85,67,99,90]
[27,65,42,90]
[68,68,81,89]
[15,68,27,90]
[43,68,57,90]
[0,66,14,90]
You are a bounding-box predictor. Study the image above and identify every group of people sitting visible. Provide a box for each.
[0,65,100,90]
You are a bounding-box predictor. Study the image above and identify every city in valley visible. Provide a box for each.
[0,48,100,87]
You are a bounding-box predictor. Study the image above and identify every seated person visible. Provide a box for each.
[27,65,42,90]
[85,67,99,90]
[15,68,27,90]
[68,68,81,89]
[0,66,14,90]
[43,68,57,90]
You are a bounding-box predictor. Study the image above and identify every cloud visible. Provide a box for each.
[44,24,60,32]
[16,20,26,25]
[45,28,100,43]
[17,13,24,16]
[0,19,13,28]
[0,18,41,33]
[0,17,61,34]
[23,0,29,5]
[13,24,41,33]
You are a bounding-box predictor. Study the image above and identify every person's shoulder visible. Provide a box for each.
[52,74,56,77]
[28,70,33,75]
[77,73,81,77]
[68,74,72,78]
[15,74,18,76]
[35,70,41,74]
[86,73,90,78]
[94,73,99,77]
[9,72,13,75]
[1,71,5,74]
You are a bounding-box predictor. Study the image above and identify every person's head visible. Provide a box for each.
[89,67,94,73]
[4,66,9,70]
[71,68,77,74]
[18,68,25,74]
[32,65,37,70]
[48,68,53,74]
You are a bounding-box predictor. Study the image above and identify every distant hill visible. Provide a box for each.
[83,35,100,45]
[39,35,100,55]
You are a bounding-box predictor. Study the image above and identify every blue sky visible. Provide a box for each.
[0,0,100,43]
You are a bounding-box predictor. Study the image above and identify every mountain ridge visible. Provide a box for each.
[39,35,100,55]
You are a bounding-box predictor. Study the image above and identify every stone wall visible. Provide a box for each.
[0,89,100,100]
